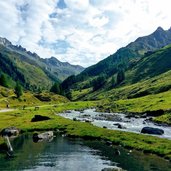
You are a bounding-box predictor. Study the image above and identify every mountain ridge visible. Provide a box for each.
[0,37,84,90]
[61,26,171,102]
[0,37,84,79]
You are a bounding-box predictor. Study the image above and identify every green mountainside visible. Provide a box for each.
[62,27,171,92]
[0,37,84,90]
[68,43,171,125]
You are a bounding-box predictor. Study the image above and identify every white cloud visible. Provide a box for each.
[65,0,89,11]
[0,0,171,67]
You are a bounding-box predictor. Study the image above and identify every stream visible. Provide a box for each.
[0,133,171,171]
[58,109,171,140]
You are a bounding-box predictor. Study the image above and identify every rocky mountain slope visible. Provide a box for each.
[0,37,84,90]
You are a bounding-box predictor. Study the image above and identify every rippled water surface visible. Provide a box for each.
[0,134,171,171]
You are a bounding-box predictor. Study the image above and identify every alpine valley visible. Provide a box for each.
[0,26,171,171]
[0,37,84,90]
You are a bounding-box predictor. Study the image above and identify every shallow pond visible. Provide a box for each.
[0,133,171,171]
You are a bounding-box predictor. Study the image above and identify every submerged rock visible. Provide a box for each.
[1,127,20,137]
[33,131,54,142]
[141,127,164,135]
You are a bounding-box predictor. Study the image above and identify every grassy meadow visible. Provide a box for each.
[0,86,171,161]
[0,100,171,161]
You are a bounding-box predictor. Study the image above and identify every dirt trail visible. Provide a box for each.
[0,109,15,113]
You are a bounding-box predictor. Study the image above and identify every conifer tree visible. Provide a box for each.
[15,82,23,98]
[50,82,61,94]
[0,74,8,87]
[117,70,125,84]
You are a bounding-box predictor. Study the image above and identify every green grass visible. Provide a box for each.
[153,113,171,125]
[70,69,171,125]
[72,88,92,100]
[74,69,171,101]
[0,87,69,109]
[0,101,171,161]
[0,86,171,160]
[115,91,171,113]
[97,90,171,124]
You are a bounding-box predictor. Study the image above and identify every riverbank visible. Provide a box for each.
[0,101,171,161]
[95,91,171,126]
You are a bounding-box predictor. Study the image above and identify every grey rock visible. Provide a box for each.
[141,127,164,135]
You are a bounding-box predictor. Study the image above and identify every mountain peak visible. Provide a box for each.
[0,37,12,46]
[156,26,164,32]
[152,26,165,35]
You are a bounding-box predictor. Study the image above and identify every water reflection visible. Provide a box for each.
[0,134,170,171]
[0,134,116,171]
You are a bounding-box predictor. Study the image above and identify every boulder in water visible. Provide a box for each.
[1,127,20,137]
[113,123,126,129]
[33,131,54,142]
[141,127,164,135]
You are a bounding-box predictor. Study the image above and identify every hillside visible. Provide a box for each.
[0,85,69,109]
[127,44,171,83]
[0,37,84,90]
[71,43,171,99]
[62,27,171,91]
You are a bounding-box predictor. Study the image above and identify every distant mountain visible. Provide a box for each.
[0,37,84,90]
[83,26,171,77]
[62,26,171,91]
[43,57,84,81]
[128,26,171,52]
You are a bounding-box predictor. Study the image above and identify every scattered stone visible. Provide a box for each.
[85,120,90,123]
[31,115,51,122]
[114,149,121,156]
[141,114,147,118]
[64,110,72,113]
[101,167,125,171]
[73,118,77,121]
[113,123,126,129]
[141,127,164,135]
[82,114,91,118]
[106,141,112,146]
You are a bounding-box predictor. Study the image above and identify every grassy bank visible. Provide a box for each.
[0,101,171,161]
[97,90,171,125]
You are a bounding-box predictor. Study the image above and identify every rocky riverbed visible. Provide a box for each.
[58,109,171,140]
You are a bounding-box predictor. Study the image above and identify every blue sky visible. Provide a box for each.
[0,0,171,67]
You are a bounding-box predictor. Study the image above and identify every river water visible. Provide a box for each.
[59,109,171,140]
[0,134,171,171]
